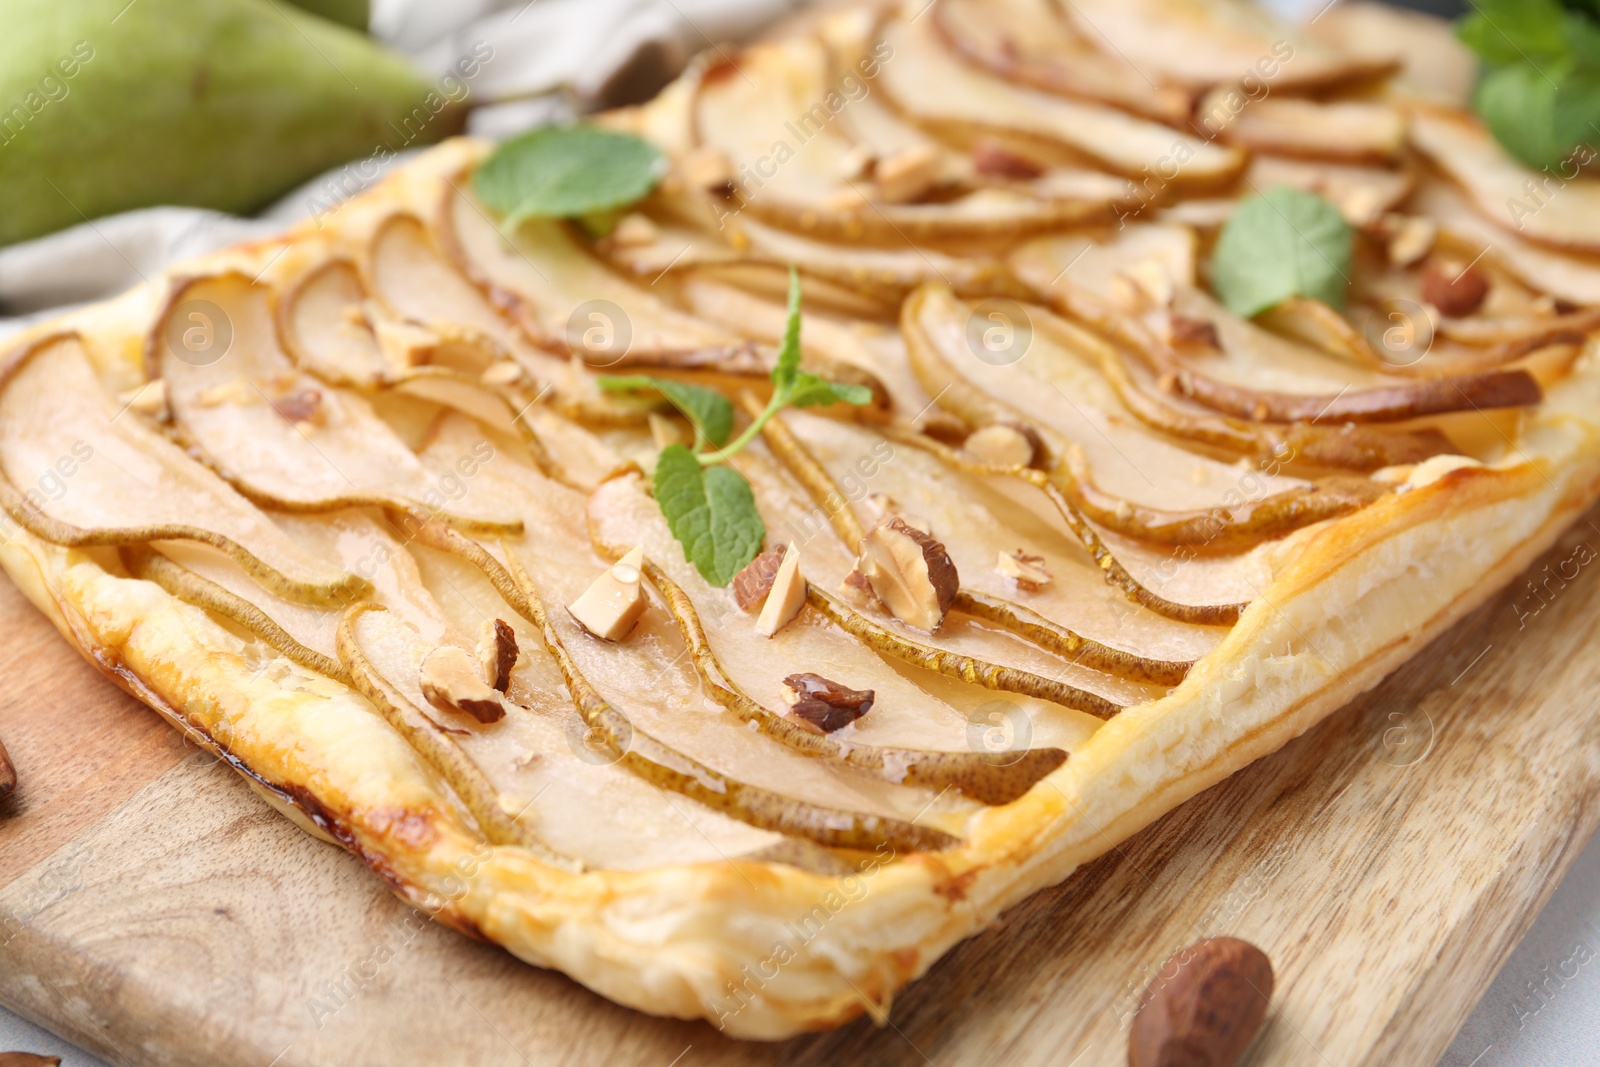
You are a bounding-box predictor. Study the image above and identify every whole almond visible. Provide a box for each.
[1422,260,1489,318]
[1129,937,1274,1067]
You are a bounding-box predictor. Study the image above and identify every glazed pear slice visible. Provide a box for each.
[688,30,1126,243]
[155,272,521,530]
[338,602,581,866]
[901,285,1387,545]
[639,558,1070,802]
[414,417,977,833]
[1412,180,1600,309]
[1056,0,1395,92]
[1408,105,1600,256]
[399,508,960,853]
[0,334,361,604]
[931,0,1190,122]
[1198,95,1405,164]
[441,183,765,374]
[1243,155,1415,229]
[876,10,1242,188]
[1010,230,1546,423]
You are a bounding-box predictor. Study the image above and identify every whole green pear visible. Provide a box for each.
[0,0,459,246]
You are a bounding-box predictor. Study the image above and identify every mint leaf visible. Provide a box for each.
[597,375,733,448]
[789,371,874,408]
[771,266,804,398]
[1210,186,1353,319]
[1474,62,1600,170]
[653,444,765,586]
[474,126,665,229]
[1457,0,1568,66]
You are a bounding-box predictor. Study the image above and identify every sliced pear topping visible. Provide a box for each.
[0,335,363,605]
[858,518,959,633]
[478,618,518,693]
[567,546,648,642]
[400,513,958,850]
[420,645,508,724]
[877,10,1242,186]
[120,545,350,684]
[637,555,1069,805]
[755,543,806,637]
[337,603,581,867]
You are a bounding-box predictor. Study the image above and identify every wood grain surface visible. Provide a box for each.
[2,508,1599,1067]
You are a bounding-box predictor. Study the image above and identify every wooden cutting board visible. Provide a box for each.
[3,506,1599,1067]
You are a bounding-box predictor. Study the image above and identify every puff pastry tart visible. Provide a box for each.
[4,0,1598,1039]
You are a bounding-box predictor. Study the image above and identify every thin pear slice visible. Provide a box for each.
[901,284,1389,544]
[121,545,349,684]
[1056,0,1394,92]
[402,507,960,853]
[1412,179,1600,309]
[1010,230,1546,423]
[1408,106,1600,255]
[640,559,1070,803]
[0,334,360,604]
[441,183,766,374]
[414,417,974,839]
[689,32,1125,243]
[154,272,521,530]
[339,602,581,866]
[1198,95,1405,163]
[931,0,1190,121]
[876,11,1242,187]
[1305,0,1476,106]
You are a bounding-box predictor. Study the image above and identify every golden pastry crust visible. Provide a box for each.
[5,7,1600,1039]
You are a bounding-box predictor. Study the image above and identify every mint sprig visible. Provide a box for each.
[474,125,666,232]
[1210,186,1353,319]
[1458,0,1600,169]
[621,268,871,586]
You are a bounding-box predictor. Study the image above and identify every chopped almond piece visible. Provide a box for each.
[1423,259,1490,318]
[1169,315,1221,350]
[732,543,788,611]
[478,618,519,693]
[756,544,807,637]
[1386,215,1436,267]
[609,213,659,247]
[874,144,941,204]
[997,549,1051,592]
[420,645,508,724]
[857,518,959,632]
[781,672,874,732]
[972,138,1045,180]
[568,547,648,641]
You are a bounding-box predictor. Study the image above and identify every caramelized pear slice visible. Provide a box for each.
[641,560,1068,804]
[154,272,521,530]
[876,10,1242,187]
[0,334,362,605]
[931,0,1190,122]
[400,509,960,852]
[1198,95,1405,163]
[338,602,582,867]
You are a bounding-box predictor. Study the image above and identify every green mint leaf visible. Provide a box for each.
[599,375,734,449]
[771,266,804,398]
[1457,0,1568,67]
[1474,61,1598,170]
[1210,185,1353,319]
[788,371,874,408]
[652,444,765,586]
[1567,10,1600,68]
[474,125,666,228]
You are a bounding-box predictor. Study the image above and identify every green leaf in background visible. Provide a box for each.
[1474,62,1600,170]
[0,0,453,247]
[285,0,368,31]
[1457,0,1568,67]
[597,375,734,448]
[474,125,666,230]
[652,444,765,586]
[1210,186,1353,319]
